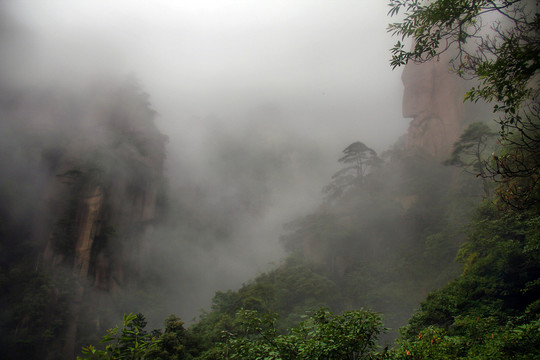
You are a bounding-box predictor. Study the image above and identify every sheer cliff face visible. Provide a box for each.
[41,79,167,291]
[0,78,167,290]
[401,55,465,159]
[0,77,167,358]
[38,80,167,358]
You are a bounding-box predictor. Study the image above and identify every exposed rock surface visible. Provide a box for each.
[0,77,167,359]
[401,55,466,159]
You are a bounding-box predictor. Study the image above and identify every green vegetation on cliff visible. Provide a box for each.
[387,0,540,358]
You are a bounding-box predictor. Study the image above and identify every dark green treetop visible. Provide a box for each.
[324,141,381,199]
[445,122,497,197]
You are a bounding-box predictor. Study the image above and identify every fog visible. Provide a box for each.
[1,1,408,322]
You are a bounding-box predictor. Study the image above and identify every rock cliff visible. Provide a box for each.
[0,77,167,358]
[401,54,466,159]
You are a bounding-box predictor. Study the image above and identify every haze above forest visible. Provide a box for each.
[1,1,408,320]
[2,1,539,359]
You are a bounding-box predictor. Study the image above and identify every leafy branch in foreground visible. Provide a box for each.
[388,0,540,208]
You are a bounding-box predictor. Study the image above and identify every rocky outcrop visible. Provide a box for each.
[0,77,168,359]
[401,54,466,159]
[72,185,104,279]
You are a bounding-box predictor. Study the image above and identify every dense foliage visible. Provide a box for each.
[386,0,540,358]
[209,308,385,360]
[393,202,540,359]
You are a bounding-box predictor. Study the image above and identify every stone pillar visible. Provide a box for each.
[73,185,104,278]
[401,55,465,159]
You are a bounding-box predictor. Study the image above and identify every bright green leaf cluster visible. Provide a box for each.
[210,308,386,360]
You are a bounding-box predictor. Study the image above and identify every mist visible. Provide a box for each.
[1,0,408,324]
